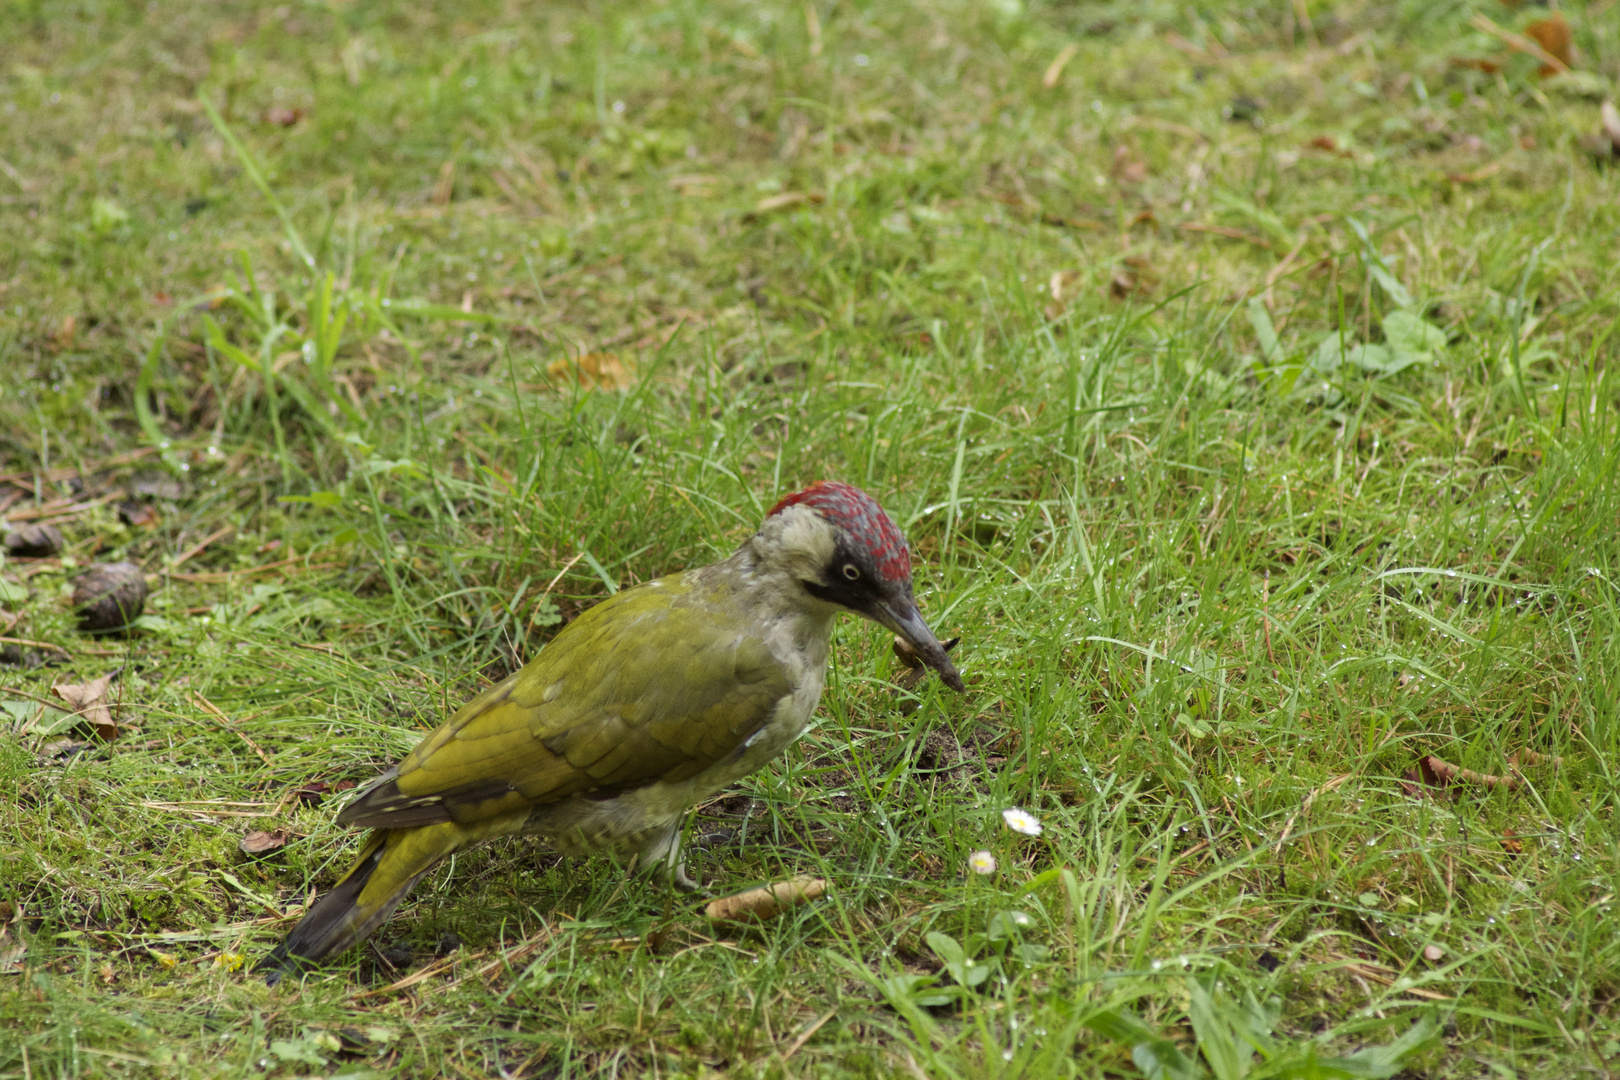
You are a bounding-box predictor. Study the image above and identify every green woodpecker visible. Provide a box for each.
[259,481,962,981]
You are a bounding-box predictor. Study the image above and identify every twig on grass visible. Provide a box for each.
[191,691,274,765]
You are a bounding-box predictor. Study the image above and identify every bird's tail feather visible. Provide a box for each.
[256,825,457,985]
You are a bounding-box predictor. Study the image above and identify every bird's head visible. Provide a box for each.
[756,481,964,692]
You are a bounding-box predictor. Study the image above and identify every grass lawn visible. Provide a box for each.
[3,0,1619,1075]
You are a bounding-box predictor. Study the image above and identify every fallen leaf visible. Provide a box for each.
[1500,829,1524,855]
[1523,15,1572,77]
[1109,256,1155,300]
[37,738,92,760]
[1468,13,1569,77]
[1042,43,1080,89]
[240,830,288,857]
[262,106,306,127]
[293,781,328,806]
[1306,135,1355,158]
[1111,144,1148,184]
[705,876,827,923]
[0,943,24,975]
[1044,269,1083,321]
[118,501,160,528]
[51,671,120,740]
[546,352,634,391]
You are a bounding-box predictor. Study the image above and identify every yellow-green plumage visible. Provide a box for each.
[261,570,803,980]
[259,484,961,981]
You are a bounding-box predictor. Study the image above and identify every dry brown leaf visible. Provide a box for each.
[1044,269,1083,321]
[546,352,634,391]
[118,501,160,528]
[262,106,306,127]
[1109,256,1156,300]
[705,876,827,923]
[37,738,91,760]
[1048,270,1082,302]
[1523,15,1572,76]
[1042,43,1080,89]
[240,830,288,857]
[292,780,329,806]
[1468,14,1570,76]
[1500,828,1525,855]
[1306,135,1354,158]
[51,671,119,740]
[1111,145,1148,185]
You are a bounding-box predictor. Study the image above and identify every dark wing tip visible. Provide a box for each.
[334,770,454,828]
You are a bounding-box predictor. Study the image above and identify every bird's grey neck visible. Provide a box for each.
[716,533,833,622]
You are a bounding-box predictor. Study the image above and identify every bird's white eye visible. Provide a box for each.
[841,563,861,581]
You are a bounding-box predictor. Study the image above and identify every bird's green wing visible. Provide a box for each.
[337,575,792,828]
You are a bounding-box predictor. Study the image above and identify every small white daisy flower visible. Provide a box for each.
[967,850,998,875]
[1001,807,1043,836]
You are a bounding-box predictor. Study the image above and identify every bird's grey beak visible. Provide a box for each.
[875,595,965,692]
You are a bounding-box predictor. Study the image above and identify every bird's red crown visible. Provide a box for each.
[768,481,912,585]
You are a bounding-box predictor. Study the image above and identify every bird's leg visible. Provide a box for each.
[670,859,704,894]
[638,818,707,894]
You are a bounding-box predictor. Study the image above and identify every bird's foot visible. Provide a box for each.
[670,861,705,894]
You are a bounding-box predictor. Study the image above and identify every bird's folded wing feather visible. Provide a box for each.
[337,579,791,828]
